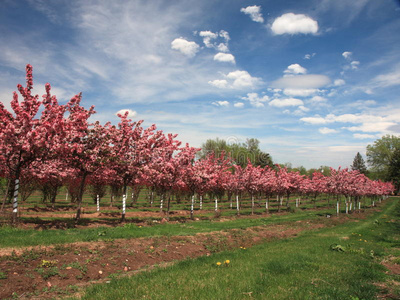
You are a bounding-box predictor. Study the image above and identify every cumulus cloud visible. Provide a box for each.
[319,127,338,134]
[240,5,264,23]
[199,31,218,48]
[227,71,262,89]
[342,51,352,59]
[242,92,269,107]
[272,74,331,89]
[334,79,345,86]
[271,13,318,35]
[209,70,262,89]
[234,102,244,108]
[198,30,230,52]
[116,109,137,118]
[283,88,318,97]
[214,52,235,63]
[212,100,229,107]
[208,79,228,88]
[269,98,303,108]
[171,38,200,57]
[284,63,307,75]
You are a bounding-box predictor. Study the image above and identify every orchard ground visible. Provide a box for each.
[0,191,399,299]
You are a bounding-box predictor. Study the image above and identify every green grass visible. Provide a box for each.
[0,207,338,248]
[69,197,399,300]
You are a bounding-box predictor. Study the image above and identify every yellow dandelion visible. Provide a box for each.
[225,260,230,264]
[216,262,222,266]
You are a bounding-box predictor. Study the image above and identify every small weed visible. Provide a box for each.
[35,266,60,279]
[0,271,7,279]
[40,259,57,268]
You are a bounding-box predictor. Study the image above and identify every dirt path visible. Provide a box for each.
[0,215,357,300]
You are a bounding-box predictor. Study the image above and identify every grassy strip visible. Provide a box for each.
[70,197,400,300]
[0,207,336,248]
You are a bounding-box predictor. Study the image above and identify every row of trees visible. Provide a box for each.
[0,65,395,222]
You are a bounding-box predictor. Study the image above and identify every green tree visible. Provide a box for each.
[388,148,400,194]
[351,152,368,175]
[366,135,400,180]
[198,138,273,168]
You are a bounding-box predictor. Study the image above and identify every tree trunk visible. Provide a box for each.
[199,195,203,210]
[160,194,164,212]
[190,194,195,219]
[166,193,171,221]
[251,194,254,215]
[236,194,240,216]
[121,194,126,222]
[96,194,100,212]
[265,195,269,213]
[11,178,20,224]
[75,172,88,222]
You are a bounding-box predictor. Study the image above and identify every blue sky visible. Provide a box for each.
[1,0,400,169]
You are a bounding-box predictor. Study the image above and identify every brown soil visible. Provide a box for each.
[0,211,373,300]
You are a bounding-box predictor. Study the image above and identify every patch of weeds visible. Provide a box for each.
[203,234,229,253]
[0,271,7,279]
[35,266,60,279]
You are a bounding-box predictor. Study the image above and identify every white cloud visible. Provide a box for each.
[304,53,316,59]
[208,79,228,88]
[227,70,258,88]
[284,63,307,75]
[212,100,229,107]
[309,95,327,103]
[319,127,338,134]
[224,70,262,89]
[213,52,235,63]
[298,105,310,112]
[300,116,328,124]
[242,92,269,107]
[351,61,360,70]
[219,30,230,42]
[234,102,244,108]
[198,30,230,51]
[345,122,397,133]
[269,98,303,108]
[217,43,229,52]
[240,5,264,23]
[283,88,318,97]
[353,133,378,139]
[171,38,200,57]
[342,51,352,59]
[272,74,331,89]
[334,79,345,86]
[116,109,137,118]
[271,13,318,35]
[199,31,218,48]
